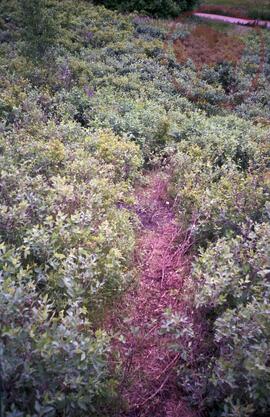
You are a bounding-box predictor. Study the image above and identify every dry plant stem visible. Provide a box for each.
[133,372,172,410]
[157,353,181,380]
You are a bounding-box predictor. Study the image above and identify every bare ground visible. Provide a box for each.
[108,170,199,417]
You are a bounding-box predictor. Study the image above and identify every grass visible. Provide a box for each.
[201,0,270,20]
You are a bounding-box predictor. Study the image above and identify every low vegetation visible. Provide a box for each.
[165,114,270,415]
[93,0,199,18]
[0,0,269,416]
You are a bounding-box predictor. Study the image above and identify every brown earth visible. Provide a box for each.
[107,170,199,417]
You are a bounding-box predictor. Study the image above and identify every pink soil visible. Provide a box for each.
[108,171,198,417]
[194,12,270,28]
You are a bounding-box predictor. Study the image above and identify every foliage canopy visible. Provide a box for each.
[94,0,199,17]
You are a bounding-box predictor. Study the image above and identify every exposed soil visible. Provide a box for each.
[108,170,198,417]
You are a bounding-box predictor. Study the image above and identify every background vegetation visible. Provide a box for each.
[93,0,199,18]
[201,0,270,20]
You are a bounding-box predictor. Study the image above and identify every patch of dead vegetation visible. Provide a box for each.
[173,24,245,70]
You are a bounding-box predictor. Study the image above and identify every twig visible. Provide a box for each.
[157,353,181,380]
[161,228,181,288]
[133,372,171,409]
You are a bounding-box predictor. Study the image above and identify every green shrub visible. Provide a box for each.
[162,223,270,417]
[93,0,199,18]
[19,0,58,57]
[248,8,270,21]
[0,125,141,311]
[0,124,142,415]
[193,223,270,311]
[0,255,117,417]
[166,112,270,416]
[169,117,270,242]
[194,223,270,416]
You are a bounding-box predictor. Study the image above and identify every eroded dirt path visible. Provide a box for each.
[109,170,197,417]
[194,12,270,29]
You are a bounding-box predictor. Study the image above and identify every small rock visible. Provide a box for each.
[0,31,11,43]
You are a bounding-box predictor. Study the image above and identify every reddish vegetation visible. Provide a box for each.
[173,24,245,70]
[164,16,266,111]
[108,171,198,417]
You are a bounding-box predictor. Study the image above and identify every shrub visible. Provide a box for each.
[193,223,270,416]
[169,115,270,243]
[162,223,270,417]
[0,125,141,310]
[172,154,268,242]
[93,0,199,18]
[166,111,270,416]
[0,124,142,415]
[19,0,58,57]
[0,259,117,417]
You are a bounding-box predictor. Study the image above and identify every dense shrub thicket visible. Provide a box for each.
[19,0,58,56]
[0,124,142,415]
[0,0,270,416]
[94,0,199,17]
[169,114,270,241]
[164,114,270,416]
